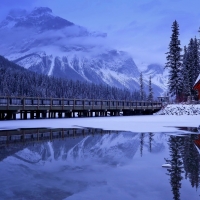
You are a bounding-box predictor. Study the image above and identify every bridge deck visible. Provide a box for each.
[0,96,162,120]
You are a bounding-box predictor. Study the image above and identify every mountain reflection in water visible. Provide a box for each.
[0,127,200,200]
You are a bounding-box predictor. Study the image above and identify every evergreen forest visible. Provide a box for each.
[0,55,143,100]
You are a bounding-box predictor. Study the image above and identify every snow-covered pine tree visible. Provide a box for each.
[165,20,182,102]
[139,72,144,101]
[147,76,153,101]
[191,37,200,98]
[181,46,191,99]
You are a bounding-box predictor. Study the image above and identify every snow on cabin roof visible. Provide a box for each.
[194,74,200,87]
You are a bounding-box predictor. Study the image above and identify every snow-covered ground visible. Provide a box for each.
[156,104,200,115]
[0,115,199,133]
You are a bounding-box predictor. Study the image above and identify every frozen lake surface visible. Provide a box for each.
[0,115,200,132]
[0,116,200,199]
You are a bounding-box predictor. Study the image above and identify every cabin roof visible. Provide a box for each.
[194,74,200,88]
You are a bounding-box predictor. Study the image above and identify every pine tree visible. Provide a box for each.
[139,72,144,101]
[181,46,191,99]
[166,20,182,102]
[191,37,200,98]
[147,76,153,101]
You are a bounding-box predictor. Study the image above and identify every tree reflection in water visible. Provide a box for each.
[166,133,200,200]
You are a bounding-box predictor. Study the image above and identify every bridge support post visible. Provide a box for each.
[65,112,71,118]
[58,112,62,118]
[12,113,16,120]
[36,111,40,119]
[42,111,47,119]
[24,111,27,120]
[20,111,23,119]
[30,111,34,119]
[0,112,3,120]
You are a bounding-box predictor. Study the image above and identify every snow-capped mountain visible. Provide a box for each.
[142,64,168,94]
[0,7,167,95]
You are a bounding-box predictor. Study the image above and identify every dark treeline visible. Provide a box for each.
[0,55,141,100]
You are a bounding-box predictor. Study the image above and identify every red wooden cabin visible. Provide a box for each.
[193,74,200,100]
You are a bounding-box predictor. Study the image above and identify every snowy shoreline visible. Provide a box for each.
[156,104,200,115]
[0,115,199,133]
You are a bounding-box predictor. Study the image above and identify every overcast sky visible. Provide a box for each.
[1,0,200,67]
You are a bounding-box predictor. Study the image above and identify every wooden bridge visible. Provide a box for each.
[0,96,162,120]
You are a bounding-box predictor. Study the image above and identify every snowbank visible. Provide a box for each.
[156,104,200,115]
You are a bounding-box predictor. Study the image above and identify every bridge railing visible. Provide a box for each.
[0,96,162,110]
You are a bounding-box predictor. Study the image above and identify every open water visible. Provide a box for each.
[0,127,199,200]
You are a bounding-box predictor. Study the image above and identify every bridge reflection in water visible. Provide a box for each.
[0,127,118,146]
[0,96,162,120]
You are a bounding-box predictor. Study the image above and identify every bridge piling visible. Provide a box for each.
[36,111,40,119]
[73,112,75,118]
[24,111,27,120]
[30,111,34,119]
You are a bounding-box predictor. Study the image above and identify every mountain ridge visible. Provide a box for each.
[0,7,167,97]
